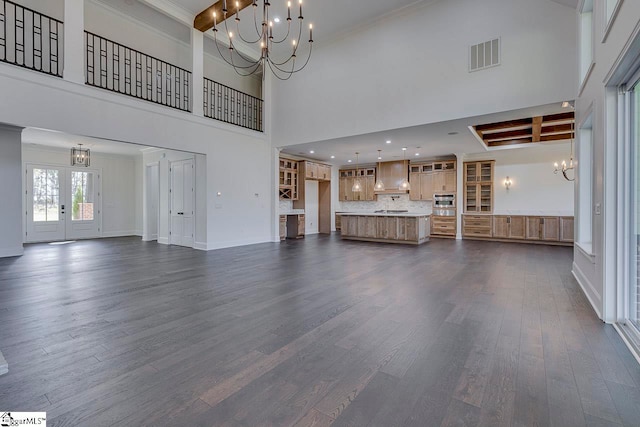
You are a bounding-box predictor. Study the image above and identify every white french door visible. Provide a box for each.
[26,165,101,243]
[169,159,194,248]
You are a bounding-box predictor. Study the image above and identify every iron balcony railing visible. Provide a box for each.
[204,77,263,132]
[0,0,62,77]
[85,31,191,112]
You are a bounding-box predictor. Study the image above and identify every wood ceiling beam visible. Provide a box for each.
[540,123,573,133]
[540,133,573,142]
[483,128,532,142]
[532,116,542,143]
[194,0,255,32]
[542,111,574,123]
[487,138,533,147]
[475,118,533,132]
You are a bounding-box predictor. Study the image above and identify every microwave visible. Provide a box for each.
[433,193,455,208]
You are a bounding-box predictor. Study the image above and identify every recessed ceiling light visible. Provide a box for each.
[402,147,407,151]
[348,159,352,163]
[415,153,419,156]
[386,140,392,144]
[448,132,458,135]
[274,17,281,23]
[330,155,335,159]
[309,150,314,154]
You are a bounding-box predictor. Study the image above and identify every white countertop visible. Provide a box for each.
[280,209,305,215]
[339,211,431,217]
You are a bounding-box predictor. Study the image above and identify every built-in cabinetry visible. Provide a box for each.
[409,160,456,201]
[340,214,430,245]
[431,216,457,238]
[463,161,494,213]
[339,168,376,201]
[301,161,331,181]
[279,214,305,240]
[462,214,574,246]
[279,158,298,200]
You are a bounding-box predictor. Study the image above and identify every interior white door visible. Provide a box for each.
[26,165,66,242]
[170,159,194,247]
[26,165,101,243]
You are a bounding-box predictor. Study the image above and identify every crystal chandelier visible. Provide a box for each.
[211,0,313,80]
[71,143,90,167]
[553,101,575,182]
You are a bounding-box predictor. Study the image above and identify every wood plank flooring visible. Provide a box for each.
[0,235,639,426]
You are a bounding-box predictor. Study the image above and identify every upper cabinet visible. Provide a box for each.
[279,158,298,200]
[339,167,376,201]
[409,159,456,201]
[301,161,331,182]
[464,161,494,213]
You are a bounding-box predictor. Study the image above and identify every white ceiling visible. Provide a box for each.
[22,128,151,156]
[550,0,579,9]
[281,102,573,166]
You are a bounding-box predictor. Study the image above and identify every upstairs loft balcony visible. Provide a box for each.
[0,0,264,132]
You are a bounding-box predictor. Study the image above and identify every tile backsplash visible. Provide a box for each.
[338,194,432,213]
[279,200,293,212]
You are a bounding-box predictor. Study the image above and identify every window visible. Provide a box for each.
[32,168,60,222]
[628,80,640,332]
[603,0,623,42]
[71,171,95,221]
[579,0,594,91]
[577,112,593,251]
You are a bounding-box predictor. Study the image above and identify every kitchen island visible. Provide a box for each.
[339,212,431,245]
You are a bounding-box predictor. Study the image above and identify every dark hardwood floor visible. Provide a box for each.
[1,235,639,426]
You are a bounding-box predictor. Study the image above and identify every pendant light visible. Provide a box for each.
[71,143,90,167]
[399,147,410,191]
[374,150,385,191]
[352,152,363,192]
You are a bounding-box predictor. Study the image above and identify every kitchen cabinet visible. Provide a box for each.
[301,161,331,181]
[462,214,492,238]
[493,215,526,239]
[339,168,376,201]
[279,215,286,241]
[409,171,434,201]
[431,216,456,238]
[279,158,298,200]
[560,217,574,242]
[464,161,494,213]
[340,213,430,245]
[409,160,456,200]
[525,216,559,241]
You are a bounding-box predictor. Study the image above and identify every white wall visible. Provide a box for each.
[574,0,640,321]
[304,180,319,234]
[272,0,577,146]
[0,125,24,257]
[135,154,143,236]
[21,144,139,237]
[465,143,575,215]
[0,62,272,250]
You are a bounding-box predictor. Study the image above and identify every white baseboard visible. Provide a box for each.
[572,261,603,320]
[194,241,207,251]
[207,235,272,250]
[158,237,169,245]
[0,246,24,258]
[102,230,138,238]
[142,233,158,242]
[613,323,640,366]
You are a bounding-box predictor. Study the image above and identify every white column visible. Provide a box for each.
[192,29,204,117]
[0,124,25,258]
[63,0,85,84]
[262,69,272,136]
[456,153,464,240]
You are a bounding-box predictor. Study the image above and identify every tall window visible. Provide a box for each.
[32,168,60,222]
[71,171,95,221]
[579,0,594,89]
[629,81,640,332]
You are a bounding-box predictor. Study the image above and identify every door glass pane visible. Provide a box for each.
[72,171,94,221]
[631,83,640,331]
[33,168,59,222]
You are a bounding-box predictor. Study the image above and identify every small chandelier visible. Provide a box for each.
[352,152,362,193]
[374,150,385,191]
[71,143,90,167]
[554,102,575,182]
[212,0,313,80]
[399,147,410,191]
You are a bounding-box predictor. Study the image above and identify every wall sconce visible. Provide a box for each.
[504,176,512,190]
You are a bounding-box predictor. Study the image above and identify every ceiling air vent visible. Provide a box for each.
[469,38,500,72]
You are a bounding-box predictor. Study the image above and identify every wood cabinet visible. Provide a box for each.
[301,161,331,181]
[279,215,286,241]
[431,216,456,238]
[464,161,494,213]
[340,214,430,245]
[339,168,376,201]
[409,160,456,200]
[560,217,574,242]
[464,214,572,246]
[493,215,525,239]
[462,214,492,238]
[279,158,298,200]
